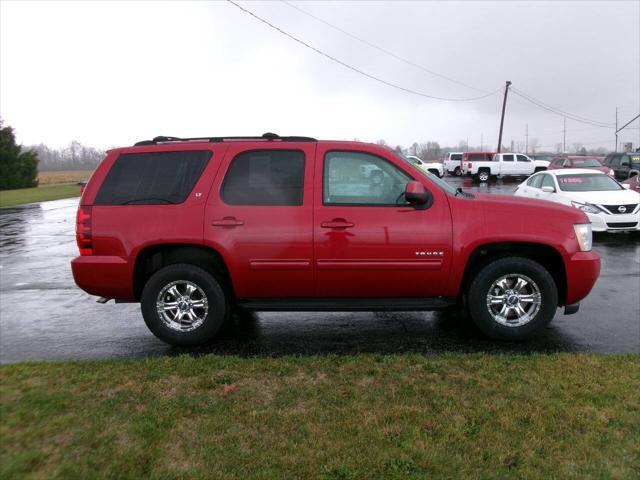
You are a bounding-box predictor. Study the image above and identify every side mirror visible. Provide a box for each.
[404,181,433,210]
[541,186,555,193]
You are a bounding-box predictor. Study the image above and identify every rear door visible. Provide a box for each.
[204,143,315,298]
[313,145,453,298]
[501,154,517,174]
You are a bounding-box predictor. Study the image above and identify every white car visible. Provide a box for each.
[514,169,640,232]
[405,155,444,178]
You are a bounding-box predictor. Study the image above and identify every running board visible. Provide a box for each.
[236,297,456,312]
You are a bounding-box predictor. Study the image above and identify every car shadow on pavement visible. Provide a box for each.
[162,308,586,358]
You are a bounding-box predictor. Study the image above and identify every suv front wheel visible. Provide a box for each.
[141,264,228,346]
[467,257,558,341]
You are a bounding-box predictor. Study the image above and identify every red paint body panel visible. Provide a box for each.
[71,138,600,309]
[313,142,452,297]
[203,142,316,298]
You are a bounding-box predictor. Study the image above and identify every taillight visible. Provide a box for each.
[468,162,472,168]
[76,206,93,256]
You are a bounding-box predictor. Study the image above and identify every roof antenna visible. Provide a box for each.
[262,132,280,140]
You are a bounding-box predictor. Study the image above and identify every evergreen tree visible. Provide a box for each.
[0,120,39,190]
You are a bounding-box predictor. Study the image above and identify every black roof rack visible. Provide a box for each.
[133,132,317,146]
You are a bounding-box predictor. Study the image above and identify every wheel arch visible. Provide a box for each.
[133,243,235,302]
[459,242,567,306]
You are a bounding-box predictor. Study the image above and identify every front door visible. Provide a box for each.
[313,146,453,298]
[204,143,316,298]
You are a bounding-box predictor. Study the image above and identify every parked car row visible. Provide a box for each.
[444,151,640,183]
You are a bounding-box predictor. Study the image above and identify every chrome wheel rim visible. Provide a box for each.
[486,274,542,327]
[156,280,208,332]
[479,172,489,181]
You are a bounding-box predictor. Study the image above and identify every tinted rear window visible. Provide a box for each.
[450,154,462,161]
[221,150,305,206]
[95,150,211,205]
[467,153,492,161]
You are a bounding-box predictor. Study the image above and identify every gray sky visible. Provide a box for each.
[1,0,638,151]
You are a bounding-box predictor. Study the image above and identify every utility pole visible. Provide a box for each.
[525,124,529,154]
[480,133,483,151]
[563,117,566,153]
[496,80,512,153]
[615,107,618,152]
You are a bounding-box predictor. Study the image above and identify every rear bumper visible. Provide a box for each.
[71,256,135,300]
[564,250,601,305]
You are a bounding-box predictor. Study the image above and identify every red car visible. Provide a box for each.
[548,156,614,176]
[72,133,600,345]
[622,174,640,193]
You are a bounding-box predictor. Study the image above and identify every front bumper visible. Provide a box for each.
[586,211,640,232]
[565,250,601,306]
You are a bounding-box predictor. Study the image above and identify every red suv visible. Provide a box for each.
[72,134,600,345]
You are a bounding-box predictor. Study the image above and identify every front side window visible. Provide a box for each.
[516,155,531,162]
[324,151,410,205]
[221,150,305,206]
[541,174,556,190]
[95,150,211,205]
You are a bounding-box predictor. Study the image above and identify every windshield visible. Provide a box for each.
[628,154,640,167]
[572,158,602,167]
[557,173,623,192]
[397,152,457,195]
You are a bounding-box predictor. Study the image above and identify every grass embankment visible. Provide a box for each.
[0,183,80,208]
[0,171,93,207]
[1,354,638,479]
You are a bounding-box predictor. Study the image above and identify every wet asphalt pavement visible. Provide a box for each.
[0,176,638,363]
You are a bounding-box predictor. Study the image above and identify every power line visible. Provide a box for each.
[227,0,501,102]
[511,88,615,128]
[281,0,489,95]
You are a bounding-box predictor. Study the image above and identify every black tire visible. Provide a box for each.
[534,167,546,173]
[467,257,558,341]
[478,169,490,182]
[141,264,228,346]
[454,167,461,176]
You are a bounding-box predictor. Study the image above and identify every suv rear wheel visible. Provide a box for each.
[467,257,558,340]
[141,264,228,346]
[454,167,462,176]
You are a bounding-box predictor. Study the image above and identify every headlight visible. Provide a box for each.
[608,169,615,177]
[571,201,600,214]
[574,223,593,252]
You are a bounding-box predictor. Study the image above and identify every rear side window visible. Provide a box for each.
[503,154,515,162]
[221,150,305,206]
[95,150,211,205]
[450,154,462,161]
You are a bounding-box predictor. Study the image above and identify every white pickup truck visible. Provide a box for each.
[444,152,464,176]
[405,155,444,177]
[463,153,549,182]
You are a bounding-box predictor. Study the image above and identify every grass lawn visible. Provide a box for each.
[1,353,638,479]
[0,183,80,208]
